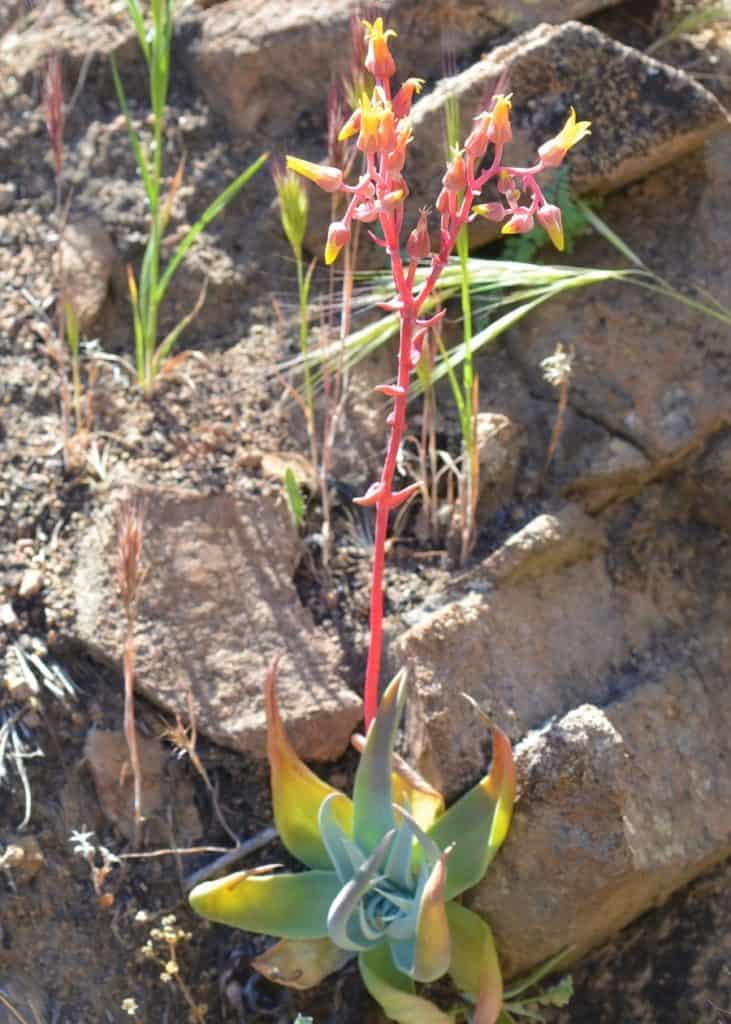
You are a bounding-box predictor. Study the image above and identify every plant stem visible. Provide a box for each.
[363,311,414,728]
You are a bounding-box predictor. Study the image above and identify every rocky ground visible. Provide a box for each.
[1,0,730,1021]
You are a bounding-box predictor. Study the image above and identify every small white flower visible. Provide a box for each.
[69,828,96,857]
[121,997,139,1016]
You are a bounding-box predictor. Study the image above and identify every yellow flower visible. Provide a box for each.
[538,107,591,168]
[285,156,343,193]
[488,94,512,148]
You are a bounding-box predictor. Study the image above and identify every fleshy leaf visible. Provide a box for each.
[353,670,407,854]
[251,936,352,990]
[447,902,503,1024]
[327,829,395,952]
[427,727,516,900]
[412,850,451,982]
[359,943,452,1024]
[188,869,340,939]
[352,732,445,831]
[265,660,353,869]
[319,793,360,884]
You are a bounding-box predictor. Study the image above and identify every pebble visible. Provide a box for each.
[18,568,44,599]
[0,182,16,212]
[0,603,19,628]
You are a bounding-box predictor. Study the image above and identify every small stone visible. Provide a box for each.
[0,182,16,212]
[17,568,44,600]
[0,602,19,629]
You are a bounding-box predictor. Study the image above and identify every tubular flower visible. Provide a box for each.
[501,209,535,235]
[487,94,513,148]
[392,78,425,119]
[538,107,592,168]
[536,202,565,251]
[190,668,516,1024]
[363,17,397,79]
[358,91,383,154]
[325,220,350,265]
[472,202,508,223]
[406,208,431,261]
[285,156,343,193]
[338,106,361,142]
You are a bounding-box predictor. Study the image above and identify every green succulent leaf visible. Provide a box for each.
[427,728,515,900]
[353,670,407,854]
[446,902,502,1024]
[327,829,396,952]
[359,942,452,1024]
[265,662,353,870]
[412,850,451,982]
[319,793,358,884]
[188,869,340,939]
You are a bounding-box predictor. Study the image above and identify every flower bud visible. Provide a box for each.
[442,150,466,193]
[337,107,361,142]
[435,188,451,215]
[406,208,431,260]
[472,202,507,222]
[536,202,564,251]
[392,78,424,119]
[487,94,512,148]
[363,17,397,80]
[464,111,491,161]
[286,156,343,193]
[496,169,515,195]
[501,210,534,236]
[378,107,397,151]
[325,219,350,265]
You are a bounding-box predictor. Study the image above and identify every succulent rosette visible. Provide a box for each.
[189,667,516,1023]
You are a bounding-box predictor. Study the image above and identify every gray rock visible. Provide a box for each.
[471,662,731,978]
[0,182,16,212]
[406,21,730,248]
[191,1,622,141]
[74,481,361,761]
[474,412,525,526]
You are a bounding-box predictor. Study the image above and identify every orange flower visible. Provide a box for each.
[363,17,397,79]
[487,94,512,149]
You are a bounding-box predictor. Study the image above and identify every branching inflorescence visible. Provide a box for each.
[287,18,590,728]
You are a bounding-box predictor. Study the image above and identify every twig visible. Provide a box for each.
[183,826,278,891]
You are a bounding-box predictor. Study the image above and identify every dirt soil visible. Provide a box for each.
[1,0,730,1022]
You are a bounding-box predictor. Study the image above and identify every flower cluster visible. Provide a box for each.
[287,17,591,729]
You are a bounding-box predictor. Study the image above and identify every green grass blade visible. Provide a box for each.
[124,0,150,64]
[155,152,268,304]
[110,55,155,205]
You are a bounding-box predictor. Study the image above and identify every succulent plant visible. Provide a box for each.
[189,667,515,1023]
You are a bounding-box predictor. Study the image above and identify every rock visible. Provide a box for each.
[0,835,44,884]
[17,568,44,600]
[84,729,201,844]
[470,661,731,978]
[684,429,731,532]
[565,435,652,513]
[261,450,317,491]
[0,182,15,212]
[558,856,731,1023]
[474,412,525,526]
[405,21,729,248]
[507,130,731,461]
[0,602,19,629]
[191,1,622,141]
[74,482,361,761]
[399,503,642,796]
[58,217,117,335]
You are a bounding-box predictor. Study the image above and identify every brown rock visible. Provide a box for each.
[74,482,361,761]
[191,1,622,141]
[685,429,731,532]
[406,21,729,248]
[474,412,525,526]
[58,217,117,335]
[471,664,731,978]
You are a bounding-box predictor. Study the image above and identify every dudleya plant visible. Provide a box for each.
[190,666,516,1023]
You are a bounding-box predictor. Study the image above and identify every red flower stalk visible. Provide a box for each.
[288,20,590,728]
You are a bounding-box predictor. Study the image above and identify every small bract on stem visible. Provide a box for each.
[287,17,590,728]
